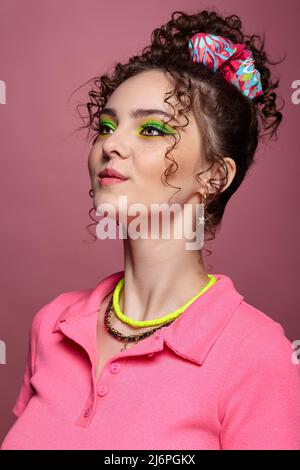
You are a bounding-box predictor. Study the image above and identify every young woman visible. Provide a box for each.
[1,9,300,450]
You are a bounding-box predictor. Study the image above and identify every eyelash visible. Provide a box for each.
[94,121,171,137]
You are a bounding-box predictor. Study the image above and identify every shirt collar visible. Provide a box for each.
[52,271,244,366]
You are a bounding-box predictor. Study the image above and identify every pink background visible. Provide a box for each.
[0,0,299,442]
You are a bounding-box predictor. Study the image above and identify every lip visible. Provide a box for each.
[98,168,128,180]
[98,176,128,186]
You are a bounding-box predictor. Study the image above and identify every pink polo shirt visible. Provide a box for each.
[1,271,300,450]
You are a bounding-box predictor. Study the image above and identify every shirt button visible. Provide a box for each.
[154,332,161,340]
[83,407,91,417]
[109,362,121,373]
[98,385,108,396]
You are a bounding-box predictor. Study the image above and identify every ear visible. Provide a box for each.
[203,157,237,196]
[220,157,237,193]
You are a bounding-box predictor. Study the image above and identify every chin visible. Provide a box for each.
[94,192,125,217]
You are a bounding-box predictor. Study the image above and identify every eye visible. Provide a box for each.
[140,124,169,137]
[97,123,115,135]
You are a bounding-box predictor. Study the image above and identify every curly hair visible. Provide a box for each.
[70,9,285,263]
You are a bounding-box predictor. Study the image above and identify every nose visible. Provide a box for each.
[101,130,131,161]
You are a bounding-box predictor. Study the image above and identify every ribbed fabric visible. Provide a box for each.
[1,271,300,450]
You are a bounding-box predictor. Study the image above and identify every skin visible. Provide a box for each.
[88,69,236,330]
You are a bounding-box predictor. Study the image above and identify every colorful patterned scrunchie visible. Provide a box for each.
[188,32,263,100]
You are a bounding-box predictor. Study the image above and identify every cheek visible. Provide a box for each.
[87,150,96,176]
[134,144,167,180]
[134,142,195,198]
[164,146,202,203]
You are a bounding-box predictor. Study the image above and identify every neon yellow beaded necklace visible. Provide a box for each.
[112,274,217,328]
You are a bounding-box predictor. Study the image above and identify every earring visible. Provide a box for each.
[197,193,207,227]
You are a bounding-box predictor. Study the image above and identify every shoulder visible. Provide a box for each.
[221,298,300,391]
[28,271,124,339]
[217,294,300,395]
[29,288,93,339]
[210,273,294,358]
[229,297,293,351]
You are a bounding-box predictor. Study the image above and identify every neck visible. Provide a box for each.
[117,235,210,323]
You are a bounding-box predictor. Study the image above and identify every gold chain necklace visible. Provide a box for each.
[104,296,176,352]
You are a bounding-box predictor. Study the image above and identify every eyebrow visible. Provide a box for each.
[99,107,179,124]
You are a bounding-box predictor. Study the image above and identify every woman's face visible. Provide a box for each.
[88,69,206,225]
